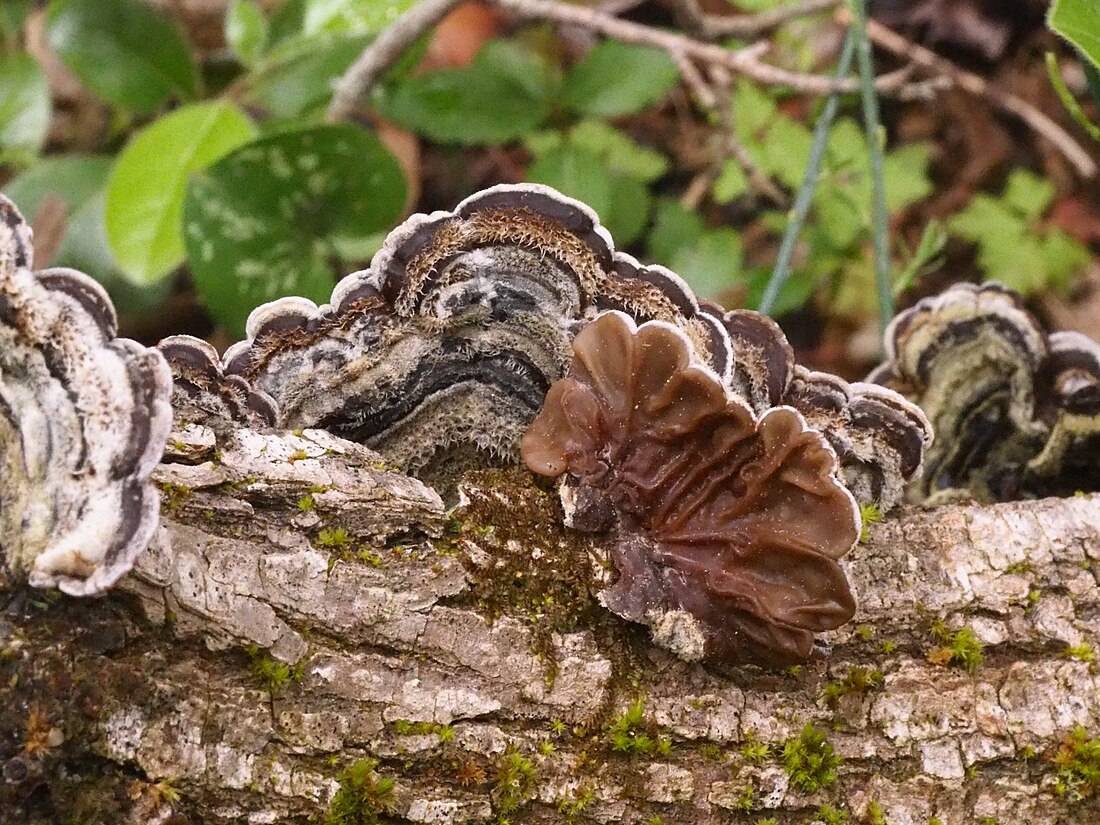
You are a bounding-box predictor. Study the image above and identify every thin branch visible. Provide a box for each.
[673,0,841,39]
[493,0,912,96]
[758,29,858,317]
[844,11,1098,179]
[847,0,893,334]
[326,0,463,122]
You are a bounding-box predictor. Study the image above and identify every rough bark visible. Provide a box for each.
[2,424,1100,825]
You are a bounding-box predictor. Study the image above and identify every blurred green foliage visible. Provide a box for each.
[0,0,1092,339]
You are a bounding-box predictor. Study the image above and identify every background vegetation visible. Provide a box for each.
[0,0,1097,375]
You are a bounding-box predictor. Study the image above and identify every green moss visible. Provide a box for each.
[326,758,396,825]
[740,735,772,763]
[976,818,999,825]
[390,719,454,743]
[492,749,539,815]
[538,739,555,755]
[156,481,192,512]
[858,501,882,543]
[782,724,841,792]
[318,527,353,548]
[297,494,315,511]
[555,786,595,818]
[1052,725,1100,801]
[731,783,755,811]
[1065,643,1096,663]
[246,646,303,695]
[288,448,309,462]
[928,625,983,673]
[1006,560,1032,574]
[823,666,884,708]
[550,719,568,736]
[853,625,874,641]
[817,803,849,824]
[605,697,670,756]
[866,800,886,825]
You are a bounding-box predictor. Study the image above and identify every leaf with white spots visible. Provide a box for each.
[183,124,406,336]
[105,102,257,287]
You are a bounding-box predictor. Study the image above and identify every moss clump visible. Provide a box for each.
[817,804,849,824]
[297,494,315,511]
[866,800,886,825]
[605,697,671,756]
[246,646,303,695]
[492,749,539,815]
[318,527,353,548]
[858,502,882,543]
[740,734,772,763]
[326,758,396,825]
[1065,643,1096,664]
[390,719,454,743]
[823,666,884,708]
[555,786,595,818]
[782,724,841,792]
[927,623,983,673]
[1052,725,1100,801]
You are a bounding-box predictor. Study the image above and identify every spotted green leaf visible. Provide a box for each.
[183,124,406,336]
[105,102,257,286]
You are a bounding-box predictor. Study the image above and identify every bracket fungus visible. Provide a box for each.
[218,184,734,476]
[522,310,860,666]
[0,196,172,595]
[158,334,277,428]
[870,281,1100,501]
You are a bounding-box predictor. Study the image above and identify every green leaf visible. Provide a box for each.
[528,144,612,219]
[0,0,29,38]
[183,124,407,336]
[713,160,748,204]
[561,41,679,118]
[1001,168,1056,220]
[106,102,257,286]
[247,34,368,120]
[269,0,307,46]
[376,39,555,144]
[603,174,651,247]
[226,0,269,67]
[670,228,744,299]
[4,156,171,313]
[0,53,50,159]
[648,198,704,264]
[1048,0,1100,71]
[47,0,197,113]
[303,0,417,35]
[568,120,668,182]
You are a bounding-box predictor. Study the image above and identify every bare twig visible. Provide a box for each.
[326,0,463,122]
[493,0,913,96]
[709,65,788,206]
[843,11,1098,178]
[672,0,841,39]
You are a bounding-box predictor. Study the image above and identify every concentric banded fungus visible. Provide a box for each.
[706,304,930,510]
[870,281,1100,501]
[0,196,172,595]
[521,311,859,666]
[221,184,727,475]
[158,334,278,427]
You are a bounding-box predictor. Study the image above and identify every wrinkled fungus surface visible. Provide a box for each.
[871,281,1100,501]
[522,311,860,666]
[0,196,172,595]
[158,334,277,427]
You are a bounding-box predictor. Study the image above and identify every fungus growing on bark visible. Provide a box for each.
[706,304,931,511]
[870,281,1100,501]
[158,335,277,427]
[521,310,859,666]
[0,196,172,595]
[221,184,726,476]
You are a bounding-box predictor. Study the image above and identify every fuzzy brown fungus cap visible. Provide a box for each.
[522,310,859,667]
[785,368,932,510]
[699,302,931,511]
[0,195,172,596]
[221,184,728,476]
[869,281,1099,502]
[158,334,278,427]
[1026,330,1100,493]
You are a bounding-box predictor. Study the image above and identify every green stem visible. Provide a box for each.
[757,30,856,317]
[847,0,892,335]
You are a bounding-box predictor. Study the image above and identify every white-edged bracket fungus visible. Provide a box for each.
[0,196,172,595]
[870,281,1100,501]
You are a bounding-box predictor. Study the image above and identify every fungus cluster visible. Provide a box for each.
[870,282,1100,502]
[0,196,172,596]
[522,311,860,666]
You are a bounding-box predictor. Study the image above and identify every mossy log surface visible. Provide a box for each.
[2,424,1100,825]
